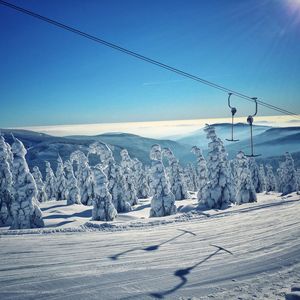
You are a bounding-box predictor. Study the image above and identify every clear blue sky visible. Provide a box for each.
[0,0,300,127]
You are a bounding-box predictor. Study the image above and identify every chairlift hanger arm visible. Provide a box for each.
[251,97,258,117]
[227,93,233,109]
[245,97,261,157]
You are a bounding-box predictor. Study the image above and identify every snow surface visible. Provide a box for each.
[0,192,300,299]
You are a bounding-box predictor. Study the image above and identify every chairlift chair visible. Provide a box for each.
[226,93,239,142]
[245,97,261,157]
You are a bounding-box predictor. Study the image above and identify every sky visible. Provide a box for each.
[0,0,300,128]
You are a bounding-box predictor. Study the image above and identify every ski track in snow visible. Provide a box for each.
[0,193,300,299]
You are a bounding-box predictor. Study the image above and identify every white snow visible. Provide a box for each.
[0,192,300,299]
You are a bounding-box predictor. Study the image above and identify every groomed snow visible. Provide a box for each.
[0,192,300,299]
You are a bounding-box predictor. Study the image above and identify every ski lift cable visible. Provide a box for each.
[1,0,299,119]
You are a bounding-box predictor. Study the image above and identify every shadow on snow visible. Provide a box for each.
[149,244,233,299]
[109,229,196,261]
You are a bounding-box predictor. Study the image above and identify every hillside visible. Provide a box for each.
[0,129,193,174]
[1,124,300,174]
[225,126,300,161]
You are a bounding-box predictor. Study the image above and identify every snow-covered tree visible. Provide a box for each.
[276,162,285,193]
[71,151,88,192]
[131,158,140,187]
[183,167,191,191]
[89,142,131,212]
[55,156,67,200]
[0,136,13,226]
[45,161,56,200]
[183,163,197,192]
[280,152,298,195]
[235,151,257,204]
[200,125,235,209]
[10,137,44,229]
[114,164,132,212]
[230,159,238,194]
[70,150,94,205]
[120,149,138,206]
[191,146,208,200]
[190,163,199,192]
[145,165,153,195]
[32,166,47,203]
[5,140,13,169]
[64,160,81,205]
[265,164,277,192]
[133,158,150,198]
[248,158,261,193]
[79,163,95,206]
[162,147,189,200]
[149,144,176,217]
[257,164,266,193]
[91,164,117,221]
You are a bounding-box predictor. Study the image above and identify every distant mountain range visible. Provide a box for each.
[176,123,300,168]
[1,123,299,175]
[0,129,193,175]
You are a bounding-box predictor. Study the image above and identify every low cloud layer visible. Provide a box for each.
[10,115,300,139]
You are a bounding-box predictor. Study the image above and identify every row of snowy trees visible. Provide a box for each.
[189,125,299,209]
[1,125,299,228]
[150,124,269,216]
[0,136,154,228]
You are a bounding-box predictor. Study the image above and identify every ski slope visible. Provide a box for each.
[0,193,300,299]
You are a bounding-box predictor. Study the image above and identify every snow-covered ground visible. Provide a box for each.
[1,192,300,299]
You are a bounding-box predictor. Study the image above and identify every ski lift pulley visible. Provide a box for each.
[246,97,261,158]
[226,93,239,142]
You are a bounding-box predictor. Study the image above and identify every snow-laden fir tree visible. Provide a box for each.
[91,164,117,221]
[162,147,189,200]
[280,152,298,195]
[5,140,13,169]
[32,166,47,202]
[64,160,81,205]
[183,164,196,192]
[257,164,266,193]
[79,162,95,206]
[235,151,257,204]
[120,149,138,206]
[131,157,140,188]
[200,125,235,209]
[221,139,236,201]
[70,150,94,205]
[133,158,150,198]
[10,137,44,229]
[55,156,67,200]
[115,164,132,211]
[71,151,84,188]
[188,163,198,192]
[248,158,260,193]
[145,165,153,195]
[230,159,238,194]
[191,146,208,201]
[265,164,277,192]
[149,144,176,217]
[45,161,56,200]
[276,162,285,193]
[89,142,131,212]
[0,135,13,226]
[183,166,191,191]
